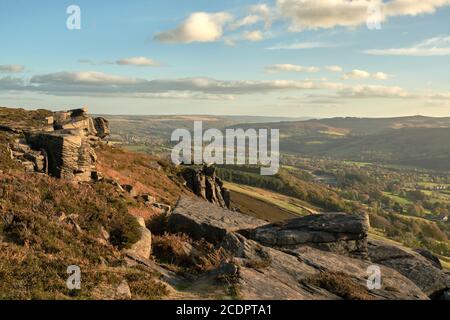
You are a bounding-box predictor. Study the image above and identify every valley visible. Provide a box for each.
[0,107,449,300]
[106,114,450,260]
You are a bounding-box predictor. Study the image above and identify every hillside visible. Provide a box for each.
[103,113,450,171]
[283,127,450,169]
[224,116,450,171]
[239,115,450,136]
[0,106,449,300]
[103,114,308,153]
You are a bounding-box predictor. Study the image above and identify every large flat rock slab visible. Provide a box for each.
[168,196,267,243]
[218,232,427,300]
[368,239,449,298]
[248,212,370,258]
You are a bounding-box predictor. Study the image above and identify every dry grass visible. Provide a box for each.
[152,233,227,274]
[0,132,17,171]
[0,171,166,299]
[96,144,188,206]
[305,271,375,300]
[0,107,52,131]
[0,108,182,299]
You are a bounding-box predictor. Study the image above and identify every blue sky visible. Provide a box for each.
[1,0,450,117]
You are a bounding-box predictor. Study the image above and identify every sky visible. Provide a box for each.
[1,0,450,118]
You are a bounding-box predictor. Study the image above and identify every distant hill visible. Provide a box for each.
[305,116,450,135]
[102,113,450,171]
[229,116,450,171]
[232,115,450,136]
[102,114,311,147]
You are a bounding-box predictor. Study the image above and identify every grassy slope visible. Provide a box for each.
[225,182,319,216]
[0,107,52,131]
[0,170,169,299]
[96,144,189,207]
[0,108,190,298]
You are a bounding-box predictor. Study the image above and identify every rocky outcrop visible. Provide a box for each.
[6,107,110,182]
[115,280,132,300]
[26,132,96,181]
[9,138,47,173]
[124,217,152,260]
[368,240,449,298]
[217,232,427,300]
[181,165,230,208]
[93,117,110,139]
[167,196,445,299]
[167,196,266,243]
[248,212,370,258]
[414,248,443,270]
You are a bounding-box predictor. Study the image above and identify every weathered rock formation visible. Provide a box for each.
[248,212,370,258]
[368,239,449,298]
[93,117,110,139]
[167,196,449,300]
[8,138,47,173]
[124,217,152,260]
[219,232,427,300]
[180,165,231,208]
[168,196,266,243]
[6,107,110,182]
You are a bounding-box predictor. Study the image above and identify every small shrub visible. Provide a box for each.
[109,213,141,249]
[146,213,168,235]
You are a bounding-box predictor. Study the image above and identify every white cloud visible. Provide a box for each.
[229,15,262,30]
[0,64,25,73]
[133,91,235,101]
[277,0,450,31]
[249,4,274,29]
[372,72,389,80]
[116,57,159,67]
[343,69,371,79]
[277,0,379,31]
[22,72,337,95]
[31,71,143,85]
[0,76,26,90]
[385,0,450,16]
[326,65,343,72]
[265,64,320,73]
[343,69,389,80]
[78,57,160,66]
[241,30,264,42]
[154,12,232,43]
[2,71,443,104]
[337,84,410,98]
[365,35,450,56]
[152,1,450,47]
[266,41,336,50]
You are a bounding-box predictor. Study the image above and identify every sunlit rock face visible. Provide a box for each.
[10,107,111,182]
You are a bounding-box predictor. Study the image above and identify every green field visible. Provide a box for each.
[382,192,413,205]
